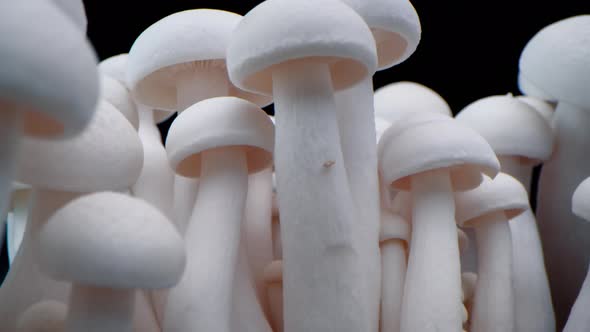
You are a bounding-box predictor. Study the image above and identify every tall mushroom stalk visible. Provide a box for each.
[227,1,379,329]
[163,97,274,331]
[456,94,555,331]
[518,16,590,326]
[332,5,421,324]
[378,112,499,332]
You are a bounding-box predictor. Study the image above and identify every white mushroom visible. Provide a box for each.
[455,173,530,332]
[164,97,274,331]
[36,192,186,332]
[378,112,499,332]
[456,94,555,332]
[519,15,590,325]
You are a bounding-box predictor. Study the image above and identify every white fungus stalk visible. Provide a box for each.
[471,211,515,332]
[172,175,198,233]
[402,169,462,332]
[244,167,274,315]
[380,239,406,332]
[499,156,554,332]
[336,77,381,327]
[164,148,248,332]
[66,286,135,332]
[273,61,368,332]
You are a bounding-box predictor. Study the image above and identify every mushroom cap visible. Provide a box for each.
[340,0,421,69]
[378,112,500,192]
[456,94,553,164]
[379,210,410,243]
[572,177,590,222]
[455,173,529,228]
[17,101,143,193]
[0,1,99,139]
[374,81,452,124]
[52,0,87,32]
[375,116,390,143]
[461,272,477,302]
[101,75,139,130]
[38,192,186,289]
[263,260,283,284]
[458,228,469,254]
[17,300,66,332]
[227,0,378,96]
[517,72,556,102]
[519,15,590,109]
[166,97,274,178]
[516,95,555,126]
[127,9,271,110]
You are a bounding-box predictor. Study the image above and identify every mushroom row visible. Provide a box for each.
[0,0,589,331]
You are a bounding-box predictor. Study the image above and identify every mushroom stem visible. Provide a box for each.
[66,285,134,332]
[402,169,462,332]
[163,147,248,332]
[536,101,590,325]
[471,211,515,332]
[564,266,590,331]
[244,167,274,316]
[232,240,273,332]
[0,189,79,330]
[0,109,23,232]
[335,77,381,330]
[7,189,31,264]
[380,239,406,332]
[132,104,174,220]
[499,156,555,332]
[172,175,198,233]
[273,60,367,331]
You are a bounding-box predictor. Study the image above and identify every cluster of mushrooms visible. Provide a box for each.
[1,0,590,331]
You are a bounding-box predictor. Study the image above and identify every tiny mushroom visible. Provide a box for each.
[227,0,378,330]
[455,173,530,332]
[0,0,99,235]
[163,97,274,331]
[36,192,186,332]
[17,300,67,332]
[333,2,421,326]
[378,111,500,332]
[457,94,555,331]
[564,177,590,331]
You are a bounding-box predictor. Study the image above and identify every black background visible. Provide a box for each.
[1,0,589,294]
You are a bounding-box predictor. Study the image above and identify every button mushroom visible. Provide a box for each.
[36,192,186,332]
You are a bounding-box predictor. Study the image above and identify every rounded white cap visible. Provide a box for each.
[227,0,378,96]
[573,177,590,222]
[99,54,129,86]
[374,81,452,124]
[101,75,139,130]
[18,101,143,193]
[456,94,553,164]
[17,300,66,332]
[375,117,391,143]
[517,72,555,102]
[519,15,590,109]
[378,112,500,192]
[455,173,529,228]
[340,0,421,69]
[516,95,555,126]
[166,97,275,178]
[0,1,99,139]
[38,192,186,289]
[127,9,271,110]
